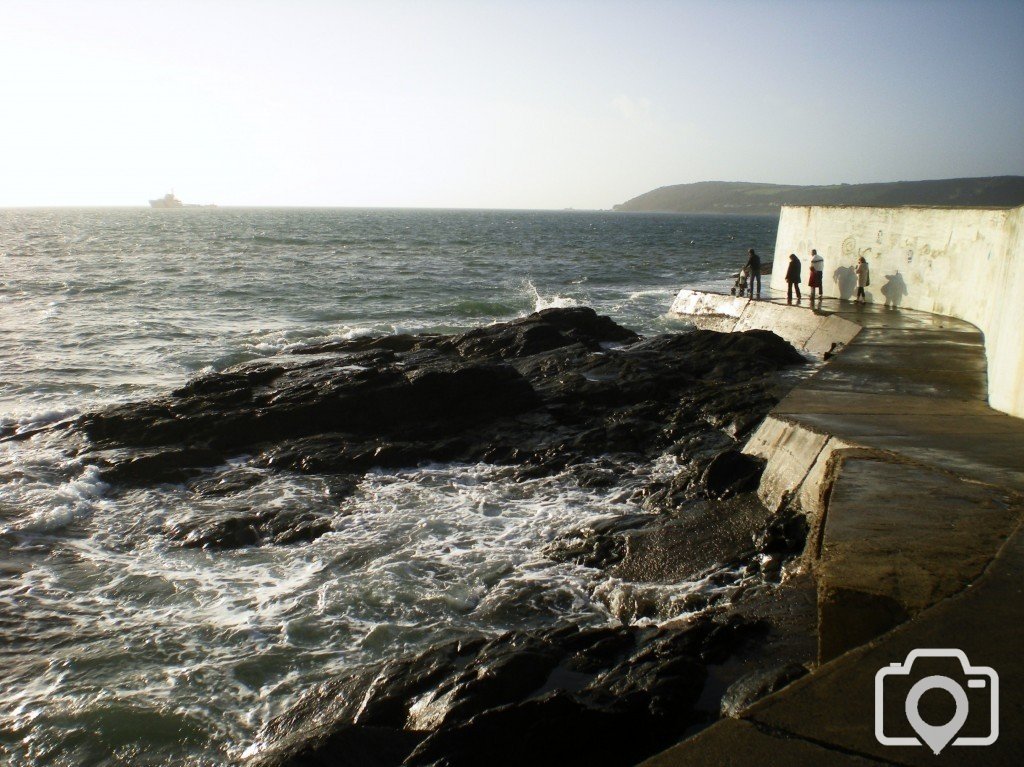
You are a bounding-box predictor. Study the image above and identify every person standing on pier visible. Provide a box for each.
[809,249,824,303]
[786,253,802,303]
[855,256,870,303]
[744,249,761,298]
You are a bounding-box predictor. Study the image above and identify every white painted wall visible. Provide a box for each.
[771,205,1024,418]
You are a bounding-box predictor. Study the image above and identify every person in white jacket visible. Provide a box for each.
[809,249,824,303]
[855,256,870,304]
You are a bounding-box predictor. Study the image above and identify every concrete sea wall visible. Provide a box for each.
[770,204,1024,418]
[656,203,1024,764]
[669,284,1024,652]
[669,289,861,358]
[657,284,1024,765]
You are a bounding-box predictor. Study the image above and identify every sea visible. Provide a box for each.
[0,208,777,767]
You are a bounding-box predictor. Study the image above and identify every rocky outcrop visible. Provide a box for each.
[249,615,767,767]
[25,307,822,762]
[65,308,807,550]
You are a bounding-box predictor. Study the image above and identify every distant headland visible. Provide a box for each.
[613,176,1024,216]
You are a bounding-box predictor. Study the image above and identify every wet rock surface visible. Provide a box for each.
[163,507,335,550]
[247,561,819,767]
[64,308,806,551]
[610,504,809,587]
[719,662,809,717]
[22,308,822,762]
[250,615,767,767]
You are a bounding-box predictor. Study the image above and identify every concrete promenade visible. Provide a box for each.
[646,291,1024,766]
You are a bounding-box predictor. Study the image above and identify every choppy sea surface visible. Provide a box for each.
[0,208,777,766]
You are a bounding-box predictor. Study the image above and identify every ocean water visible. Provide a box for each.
[0,208,777,766]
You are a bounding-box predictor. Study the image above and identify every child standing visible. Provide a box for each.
[732,266,749,296]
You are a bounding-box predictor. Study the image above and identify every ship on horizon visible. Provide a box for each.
[149,192,183,209]
[149,192,216,209]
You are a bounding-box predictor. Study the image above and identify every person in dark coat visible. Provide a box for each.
[744,249,761,298]
[786,253,802,302]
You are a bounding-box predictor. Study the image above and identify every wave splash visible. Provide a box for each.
[525,279,580,312]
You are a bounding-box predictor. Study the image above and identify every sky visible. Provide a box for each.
[1,0,1022,209]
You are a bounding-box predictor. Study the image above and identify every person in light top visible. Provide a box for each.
[855,256,870,304]
[808,248,824,303]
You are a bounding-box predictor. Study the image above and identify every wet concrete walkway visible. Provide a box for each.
[647,292,1024,766]
[774,297,1024,491]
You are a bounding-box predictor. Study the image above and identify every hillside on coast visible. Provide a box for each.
[613,176,1024,216]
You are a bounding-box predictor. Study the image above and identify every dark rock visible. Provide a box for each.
[171,363,286,398]
[69,308,805,485]
[48,308,811,550]
[600,496,775,583]
[258,636,488,742]
[164,507,334,550]
[699,450,767,501]
[187,468,269,498]
[639,448,766,511]
[250,616,765,767]
[549,499,810,591]
[750,508,811,582]
[720,662,809,717]
[291,333,435,357]
[405,692,631,767]
[566,461,621,489]
[254,724,424,767]
[444,306,640,360]
[543,513,651,568]
[98,447,225,485]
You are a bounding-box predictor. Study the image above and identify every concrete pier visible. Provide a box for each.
[648,290,1024,766]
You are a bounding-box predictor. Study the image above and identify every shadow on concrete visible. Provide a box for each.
[880,271,908,308]
[832,266,856,300]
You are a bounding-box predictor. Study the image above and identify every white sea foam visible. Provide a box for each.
[1,464,109,534]
[626,288,677,302]
[592,569,744,626]
[0,406,79,432]
[40,298,64,320]
[250,341,288,355]
[525,279,580,312]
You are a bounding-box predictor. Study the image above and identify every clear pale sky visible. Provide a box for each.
[2,0,1022,209]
